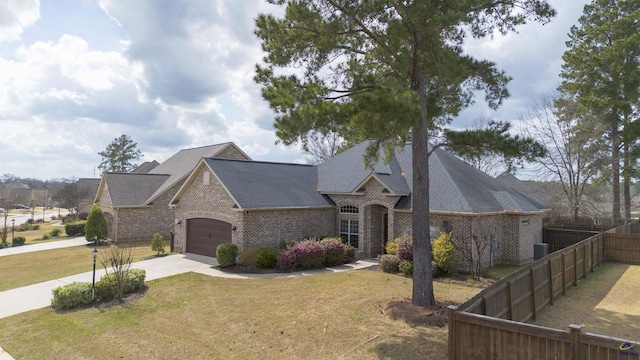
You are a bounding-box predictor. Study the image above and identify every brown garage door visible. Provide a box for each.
[186,218,232,257]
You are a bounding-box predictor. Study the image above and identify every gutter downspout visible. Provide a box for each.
[115,208,119,242]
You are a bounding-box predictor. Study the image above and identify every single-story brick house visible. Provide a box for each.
[94,142,250,242]
[170,141,547,265]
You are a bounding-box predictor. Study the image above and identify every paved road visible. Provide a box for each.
[0,237,88,256]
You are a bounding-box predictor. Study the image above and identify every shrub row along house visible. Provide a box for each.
[94,141,547,267]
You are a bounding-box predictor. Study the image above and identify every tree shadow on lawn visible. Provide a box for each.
[532,263,640,341]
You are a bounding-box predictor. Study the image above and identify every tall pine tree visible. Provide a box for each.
[560,0,640,223]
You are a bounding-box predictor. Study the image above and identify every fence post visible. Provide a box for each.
[569,324,583,360]
[507,280,514,320]
[547,259,554,305]
[561,254,566,295]
[448,305,458,360]
[530,268,537,321]
[573,248,578,286]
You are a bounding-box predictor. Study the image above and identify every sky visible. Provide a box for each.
[0,0,590,181]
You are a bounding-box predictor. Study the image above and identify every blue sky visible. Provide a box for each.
[0,0,589,180]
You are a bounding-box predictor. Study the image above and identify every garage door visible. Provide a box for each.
[186,218,232,257]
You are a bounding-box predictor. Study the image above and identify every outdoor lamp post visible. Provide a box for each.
[92,238,98,301]
[11,219,14,241]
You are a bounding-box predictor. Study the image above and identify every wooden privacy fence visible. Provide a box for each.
[448,225,640,359]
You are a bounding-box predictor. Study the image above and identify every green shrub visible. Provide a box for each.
[216,243,238,267]
[95,269,146,301]
[319,237,346,266]
[399,260,413,276]
[64,222,85,237]
[385,236,403,255]
[50,228,62,237]
[378,254,400,273]
[432,232,456,275]
[42,233,51,240]
[32,224,40,231]
[12,236,25,246]
[344,244,355,263]
[51,282,93,310]
[256,247,277,269]
[278,238,296,250]
[239,247,260,267]
[151,233,165,255]
[85,205,108,242]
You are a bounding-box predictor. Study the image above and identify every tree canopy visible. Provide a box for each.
[97,135,142,173]
[560,0,640,223]
[255,0,554,306]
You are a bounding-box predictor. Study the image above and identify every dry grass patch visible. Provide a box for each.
[0,271,483,360]
[0,241,158,291]
[532,263,640,341]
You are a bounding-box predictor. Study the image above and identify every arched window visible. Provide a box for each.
[340,205,359,214]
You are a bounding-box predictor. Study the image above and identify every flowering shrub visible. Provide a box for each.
[277,240,326,271]
[432,232,456,275]
[385,237,403,255]
[379,254,400,273]
[397,237,413,262]
[344,244,355,263]
[319,237,345,266]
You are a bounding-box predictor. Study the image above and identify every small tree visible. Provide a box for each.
[53,179,88,221]
[451,217,498,280]
[85,205,108,242]
[100,244,134,301]
[151,232,165,256]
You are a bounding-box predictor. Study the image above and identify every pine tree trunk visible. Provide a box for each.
[411,52,436,307]
[612,124,621,224]
[624,138,631,222]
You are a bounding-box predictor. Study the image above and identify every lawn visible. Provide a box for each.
[0,270,483,359]
[532,263,640,342]
[10,221,66,244]
[0,241,161,291]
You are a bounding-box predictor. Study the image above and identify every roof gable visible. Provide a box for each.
[145,142,250,204]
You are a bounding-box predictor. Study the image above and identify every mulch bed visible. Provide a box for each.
[384,299,457,327]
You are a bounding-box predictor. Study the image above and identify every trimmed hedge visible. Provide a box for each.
[277,240,326,271]
[51,282,93,310]
[12,236,25,246]
[256,247,277,269]
[95,269,147,301]
[216,243,238,267]
[319,237,345,266]
[379,254,400,273]
[64,222,85,237]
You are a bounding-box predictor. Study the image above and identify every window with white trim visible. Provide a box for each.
[340,219,359,248]
[339,205,359,247]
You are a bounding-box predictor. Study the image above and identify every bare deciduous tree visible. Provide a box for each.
[302,130,346,165]
[53,179,88,221]
[451,216,499,280]
[100,244,134,301]
[520,91,605,222]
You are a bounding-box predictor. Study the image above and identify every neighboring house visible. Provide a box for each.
[171,141,548,265]
[495,172,553,206]
[77,178,101,215]
[94,142,250,242]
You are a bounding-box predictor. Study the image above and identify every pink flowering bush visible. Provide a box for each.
[277,240,326,271]
[397,237,413,262]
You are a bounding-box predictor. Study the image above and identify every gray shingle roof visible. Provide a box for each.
[103,173,170,207]
[204,158,334,209]
[145,143,237,203]
[77,178,100,201]
[131,161,159,174]
[319,141,547,214]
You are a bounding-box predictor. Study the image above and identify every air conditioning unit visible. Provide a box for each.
[534,243,548,260]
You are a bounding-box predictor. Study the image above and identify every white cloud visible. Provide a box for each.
[0,0,40,43]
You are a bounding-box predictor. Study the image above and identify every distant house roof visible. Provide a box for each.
[318,141,547,214]
[495,171,553,206]
[131,161,159,174]
[201,158,334,210]
[77,178,100,200]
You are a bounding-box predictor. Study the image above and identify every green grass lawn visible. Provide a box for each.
[0,241,160,291]
[0,270,483,360]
